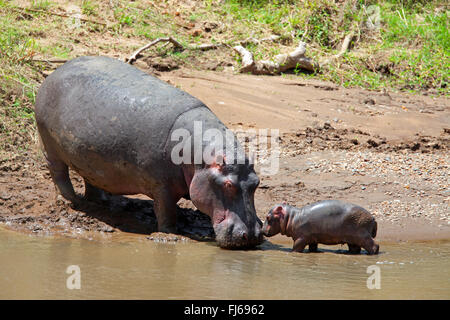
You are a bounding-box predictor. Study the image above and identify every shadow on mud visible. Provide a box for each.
[70,193,216,242]
[257,240,292,252]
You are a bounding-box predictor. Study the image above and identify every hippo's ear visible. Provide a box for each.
[273,205,285,218]
[207,154,226,170]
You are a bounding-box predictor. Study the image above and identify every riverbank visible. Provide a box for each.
[1,69,448,244]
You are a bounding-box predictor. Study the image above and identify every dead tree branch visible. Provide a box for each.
[320,31,355,67]
[126,34,283,64]
[233,41,318,75]
[31,58,68,64]
[125,37,184,63]
[239,35,281,46]
[125,34,318,75]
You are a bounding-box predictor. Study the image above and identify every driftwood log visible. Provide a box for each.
[125,35,283,64]
[125,32,354,74]
[233,41,318,75]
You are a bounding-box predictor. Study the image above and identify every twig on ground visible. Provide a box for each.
[126,34,282,64]
[189,43,225,51]
[126,34,316,74]
[319,31,355,67]
[239,35,281,46]
[337,32,354,57]
[31,58,68,64]
[125,37,184,63]
[10,7,108,26]
[301,24,309,41]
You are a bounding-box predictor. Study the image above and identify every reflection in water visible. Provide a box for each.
[0,228,449,299]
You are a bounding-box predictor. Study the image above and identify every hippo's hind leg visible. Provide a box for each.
[46,156,78,203]
[38,127,78,203]
[293,238,307,253]
[347,244,361,254]
[308,243,318,252]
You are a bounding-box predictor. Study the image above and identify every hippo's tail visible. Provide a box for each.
[371,220,377,238]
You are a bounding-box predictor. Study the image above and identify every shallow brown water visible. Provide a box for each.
[0,228,449,299]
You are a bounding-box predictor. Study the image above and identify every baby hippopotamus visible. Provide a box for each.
[262,200,379,254]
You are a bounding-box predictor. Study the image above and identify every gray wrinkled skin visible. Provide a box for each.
[35,56,263,249]
[262,200,379,254]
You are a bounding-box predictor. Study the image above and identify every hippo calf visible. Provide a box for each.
[35,56,263,249]
[262,200,379,254]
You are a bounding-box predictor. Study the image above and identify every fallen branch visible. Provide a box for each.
[31,58,68,64]
[126,34,282,64]
[233,41,318,75]
[320,31,355,67]
[165,35,280,51]
[125,37,184,63]
[239,35,281,46]
[233,45,255,73]
[189,43,226,51]
[125,34,318,75]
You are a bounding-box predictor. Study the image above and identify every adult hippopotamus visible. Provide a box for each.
[262,200,379,254]
[35,56,263,249]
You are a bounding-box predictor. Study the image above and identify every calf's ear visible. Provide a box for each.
[273,205,285,219]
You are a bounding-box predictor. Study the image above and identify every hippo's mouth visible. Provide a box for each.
[213,220,263,250]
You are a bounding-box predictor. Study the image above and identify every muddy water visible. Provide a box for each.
[0,228,449,299]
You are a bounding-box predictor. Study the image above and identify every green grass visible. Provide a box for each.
[218,0,449,94]
[319,2,449,94]
[0,3,40,154]
[30,0,52,10]
[81,0,98,16]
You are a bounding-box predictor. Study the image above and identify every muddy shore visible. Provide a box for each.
[1,70,449,244]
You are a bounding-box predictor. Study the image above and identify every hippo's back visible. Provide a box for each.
[35,56,208,193]
[299,200,376,241]
[36,56,206,157]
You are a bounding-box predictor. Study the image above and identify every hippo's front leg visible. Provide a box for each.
[151,188,179,234]
[292,238,307,253]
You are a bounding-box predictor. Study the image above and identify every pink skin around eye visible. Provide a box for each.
[223,180,236,197]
